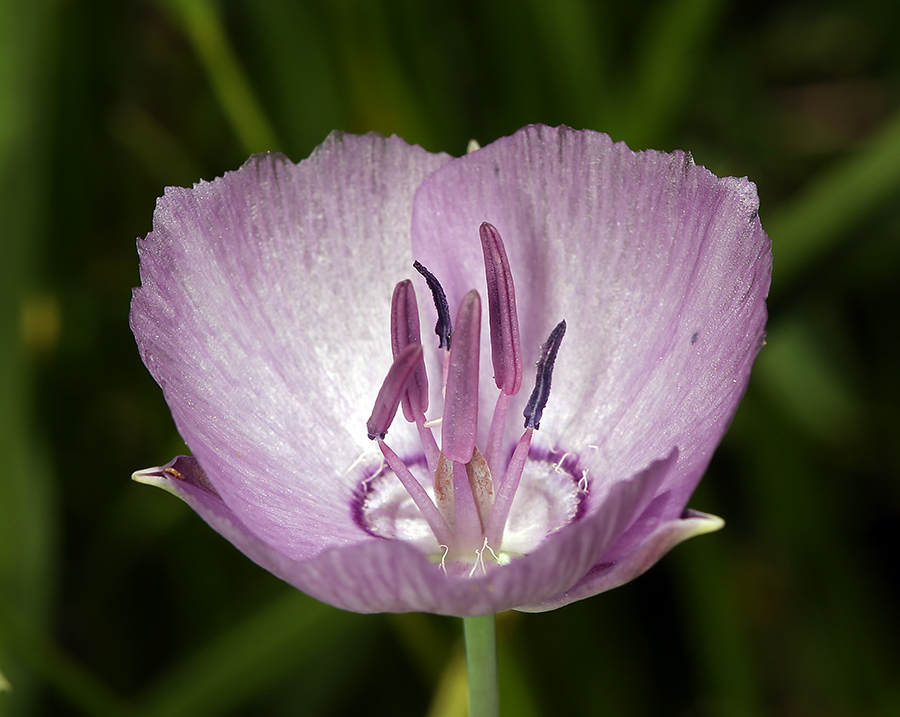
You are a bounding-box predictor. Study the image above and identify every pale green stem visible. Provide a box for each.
[463,614,498,717]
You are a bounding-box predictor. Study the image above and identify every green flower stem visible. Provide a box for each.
[463,614,499,717]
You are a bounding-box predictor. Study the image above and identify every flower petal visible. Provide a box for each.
[412,124,770,522]
[134,449,673,615]
[131,133,452,560]
[518,508,724,612]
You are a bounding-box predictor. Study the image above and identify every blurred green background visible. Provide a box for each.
[2,0,899,714]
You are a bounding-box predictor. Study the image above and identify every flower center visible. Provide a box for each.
[360,222,583,574]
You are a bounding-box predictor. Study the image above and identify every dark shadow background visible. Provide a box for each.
[2,0,899,715]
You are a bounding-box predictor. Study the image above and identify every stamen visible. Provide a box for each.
[413,260,453,350]
[484,390,510,476]
[414,420,440,477]
[376,439,453,548]
[523,320,567,430]
[485,427,533,548]
[441,290,481,463]
[390,280,429,421]
[366,343,424,440]
[480,222,522,396]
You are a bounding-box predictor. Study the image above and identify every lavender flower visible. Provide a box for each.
[131,125,771,616]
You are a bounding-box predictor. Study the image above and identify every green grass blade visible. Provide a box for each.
[239,0,346,158]
[134,591,366,717]
[615,0,725,147]
[766,109,900,296]
[0,0,59,712]
[161,0,281,154]
[0,599,132,717]
[328,0,432,147]
[671,531,763,717]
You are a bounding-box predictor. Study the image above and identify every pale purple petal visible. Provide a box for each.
[412,126,769,598]
[131,133,452,560]
[518,509,725,612]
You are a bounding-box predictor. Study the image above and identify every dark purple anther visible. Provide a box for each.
[523,320,566,430]
[480,222,522,396]
[442,290,481,463]
[413,260,453,349]
[366,343,424,440]
[390,280,429,421]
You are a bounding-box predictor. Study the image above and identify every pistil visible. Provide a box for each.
[441,290,481,464]
[442,290,488,552]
